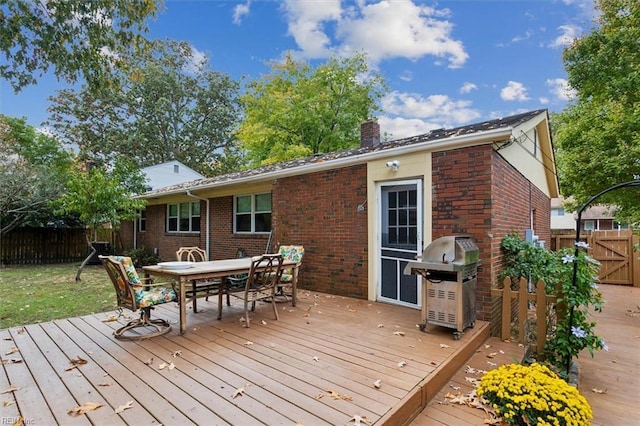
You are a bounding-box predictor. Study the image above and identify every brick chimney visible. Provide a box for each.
[360,119,380,148]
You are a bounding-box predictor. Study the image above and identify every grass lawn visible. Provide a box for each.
[0,263,117,329]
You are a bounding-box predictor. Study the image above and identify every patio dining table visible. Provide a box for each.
[142,257,296,335]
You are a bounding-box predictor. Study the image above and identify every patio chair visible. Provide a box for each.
[176,246,223,313]
[228,253,283,327]
[274,245,305,307]
[99,255,177,340]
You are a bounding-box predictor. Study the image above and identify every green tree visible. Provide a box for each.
[53,158,147,281]
[46,39,242,176]
[0,0,161,92]
[237,52,386,167]
[0,114,73,236]
[553,0,640,224]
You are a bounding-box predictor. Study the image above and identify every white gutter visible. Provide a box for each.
[186,191,210,257]
[142,126,513,198]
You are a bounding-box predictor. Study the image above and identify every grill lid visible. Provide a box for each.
[404,236,479,273]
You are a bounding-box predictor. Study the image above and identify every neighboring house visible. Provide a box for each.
[121,109,559,335]
[551,198,630,232]
[141,160,205,191]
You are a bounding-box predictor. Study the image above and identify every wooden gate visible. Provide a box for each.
[552,230,638,287]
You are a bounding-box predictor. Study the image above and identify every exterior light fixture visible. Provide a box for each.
[385,160,400,171]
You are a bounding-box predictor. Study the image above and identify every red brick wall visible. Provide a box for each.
[272,166,369,298]
[432,146,493,325]
[490,152,551,335]
[431,146,551,335]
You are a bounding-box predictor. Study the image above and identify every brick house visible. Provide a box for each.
[121,109,558,334]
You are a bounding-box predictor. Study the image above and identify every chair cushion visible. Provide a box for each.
[110,255,177,307]
[111,255,142,285]
[136,287,178,308]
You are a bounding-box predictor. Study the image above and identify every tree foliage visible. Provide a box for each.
[0,0,161,92]
[552,0,640,225]
[46,39,242,176]
[52,158,147,280]
[236,52,386,167]
[0,114,73,235]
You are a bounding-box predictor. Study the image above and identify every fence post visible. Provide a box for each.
[518,277,528,343]
[536,279,547,357]
[500,277,512,340]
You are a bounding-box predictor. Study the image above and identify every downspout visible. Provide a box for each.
[187,191,210,257]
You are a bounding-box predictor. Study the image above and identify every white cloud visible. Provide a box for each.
[460,82,477,94]
[399,70,413,82]
[283,0,341,58]
[549,24,581,48]
[539,97,550,105]
[500,81,530,101]
[233,1,251,25]
[183,46,207,74]
[546,78,576,101]
[283,0,468,67]
[380,91,480,133]
[378,116,442,139]
[511,30,533,43]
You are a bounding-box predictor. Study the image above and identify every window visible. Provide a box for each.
[167,202,200,232]
[614,221,629,230]
[234,193,271,233]
[551,208,565,216]
[138,209,146,233]
[583,220,595,231]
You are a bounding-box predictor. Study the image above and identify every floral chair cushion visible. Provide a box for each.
[110,256,177,308]
[277,245,304,282]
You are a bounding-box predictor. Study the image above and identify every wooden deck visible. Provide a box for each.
[411,283,640,425]
[1,290,489,425]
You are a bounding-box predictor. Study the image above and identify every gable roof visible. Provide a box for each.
[140,109,555,198]
[141,160,205,190]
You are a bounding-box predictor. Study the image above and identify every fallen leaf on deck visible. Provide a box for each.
[98,382,112,387]
[465,377,479,385]
[393,331,405,337]
[487,361,497,366]
[349,414,369,425]
[487,352,498,358]
[158,362,168,370]
[377,324,384,328]
[115,401,134,413]
[244,341,253,346]
[144,358,154,365]
[168,362,175,370]
[484,344,491,349]
[261,320,267,325]
[342,394,353,401]
[450,385,461,391]
[397,361,407,368]
[326,390,341,399]
[68,401,102,416]
[4,347,18,356]
[374,379,382,389]
[1,386,20,394]
[315,393,324,399]
[440,343,450,348]
[232,387,245,398]
[465,365,476,374]
[101,316,118,322]
[171,351,182,358]
[9,359,22,364]
[313,356,320,362]
[591,388,607,394]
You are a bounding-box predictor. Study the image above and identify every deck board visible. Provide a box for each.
[2,290,489,425]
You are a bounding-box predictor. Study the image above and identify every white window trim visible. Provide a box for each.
[167,202,201,233]
[137,209,146,233]
[583,219,596,231]
[233,192,272,234]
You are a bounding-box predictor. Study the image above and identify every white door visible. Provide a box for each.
[377,180,423,307]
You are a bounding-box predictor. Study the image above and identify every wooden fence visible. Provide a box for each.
[1,228,89,265]
[551,229,639,287]
[491,277,559,356]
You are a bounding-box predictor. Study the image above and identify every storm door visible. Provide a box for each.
[377,180,422,307]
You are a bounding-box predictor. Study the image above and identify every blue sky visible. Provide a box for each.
[1,0,598,140]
